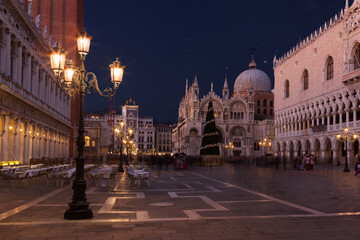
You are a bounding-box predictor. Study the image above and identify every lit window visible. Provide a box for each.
[85,136,90,147]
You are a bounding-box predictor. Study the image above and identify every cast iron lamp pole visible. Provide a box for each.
[115,120,125,172]
[337,127,358,173]
[50,30,125,220]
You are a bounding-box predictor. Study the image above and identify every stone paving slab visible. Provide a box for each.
[1,164,360,239]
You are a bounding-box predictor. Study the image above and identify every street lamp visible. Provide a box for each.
[259,138,272,155]
[122,128,134,164]
[50,30,125,220]
[115,121,125,172]
[225,142,234,157]
[336,127,358,172]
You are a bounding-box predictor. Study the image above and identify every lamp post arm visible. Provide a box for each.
[85,72,118,97]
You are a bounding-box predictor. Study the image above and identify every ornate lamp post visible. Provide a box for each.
[122,128,134,164]
[225,142,234,157]
[115,120,125,172]
[259,138,272,155]
[336,127,358,172]
[50,30,125,220]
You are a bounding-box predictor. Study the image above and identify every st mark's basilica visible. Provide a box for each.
[173,57,275,157]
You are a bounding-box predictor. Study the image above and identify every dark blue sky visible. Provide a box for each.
[84,0,347,123]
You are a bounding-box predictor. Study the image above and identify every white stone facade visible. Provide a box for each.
[0,0,71,164]
[273,0,360,165]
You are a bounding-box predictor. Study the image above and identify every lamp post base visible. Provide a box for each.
[343,165,351,172]
[64,203,93,220]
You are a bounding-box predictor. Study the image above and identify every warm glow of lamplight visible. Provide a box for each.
[129,129,133,135]
[20,129,23,132]
[64,60,75,83]
[123,140,127,144]
[337,133,341,140]
[9,126,13,130]
[354,134,358,139]
[110,58,125,86]
[344,127,349,134]
[50,46,66,76]
[115,128,120,134]
[77,31,92,58]
[29,131,32,134]
[120,121,124,127]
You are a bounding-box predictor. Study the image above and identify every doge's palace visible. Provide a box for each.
[273,0,360,165]
[0,0,71,164]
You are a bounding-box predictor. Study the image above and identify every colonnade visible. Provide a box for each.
[0,112,69,165]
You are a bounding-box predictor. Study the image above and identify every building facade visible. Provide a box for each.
[0,0,71,164]
[29,0,84,157]
[273,0,360,165]
[113,99,155,155]
[173,57,274,157]
[155,123,174,155]
[83,114,112,158]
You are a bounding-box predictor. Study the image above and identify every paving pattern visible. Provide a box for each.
[1,164,360,239]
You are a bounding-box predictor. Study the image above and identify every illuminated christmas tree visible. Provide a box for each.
[200,99,220,155]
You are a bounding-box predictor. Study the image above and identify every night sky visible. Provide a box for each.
[84,0,347,123]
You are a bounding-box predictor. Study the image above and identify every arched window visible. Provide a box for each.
[263,100,267,107]
[354,44,360,70]
[303,70,309,90]
[270,101,273,107]
[263,109,267,115]
[326,56,334,80]
[284,80,290,98]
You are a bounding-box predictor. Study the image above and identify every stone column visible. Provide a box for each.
[286,151,291,163]
[332,148,338,166]
[280,151,284,162]
[320,150,327,164]
[23,121,31,165]
[25,53,31,91]
[16,42,22,85]
[353,108,357,122]
[2,115,9,162]
[4,29,11,75]
[345,109,350,127]
[14,118,21,161]
[32,125,38,159]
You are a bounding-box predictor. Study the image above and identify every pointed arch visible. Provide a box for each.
[302,69,309,90]
[325,56,334,80]
[284,80,290,98]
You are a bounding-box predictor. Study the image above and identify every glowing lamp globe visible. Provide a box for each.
[64,60,75,84]
[110,58,125,87]
[77,31,92,58]
[50,46,66,77]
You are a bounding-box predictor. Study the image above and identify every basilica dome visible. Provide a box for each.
[234,56,272,93]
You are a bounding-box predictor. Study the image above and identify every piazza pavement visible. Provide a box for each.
[1,163,360,240]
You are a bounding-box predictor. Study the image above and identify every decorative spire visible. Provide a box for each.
[185,77,188,94]
[249,55,257,69]
[193,74,198,87]
[223,75,229,89]
[345,0,349,10]
[211,82,213,92]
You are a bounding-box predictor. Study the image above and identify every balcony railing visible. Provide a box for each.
[342,68,360,85]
